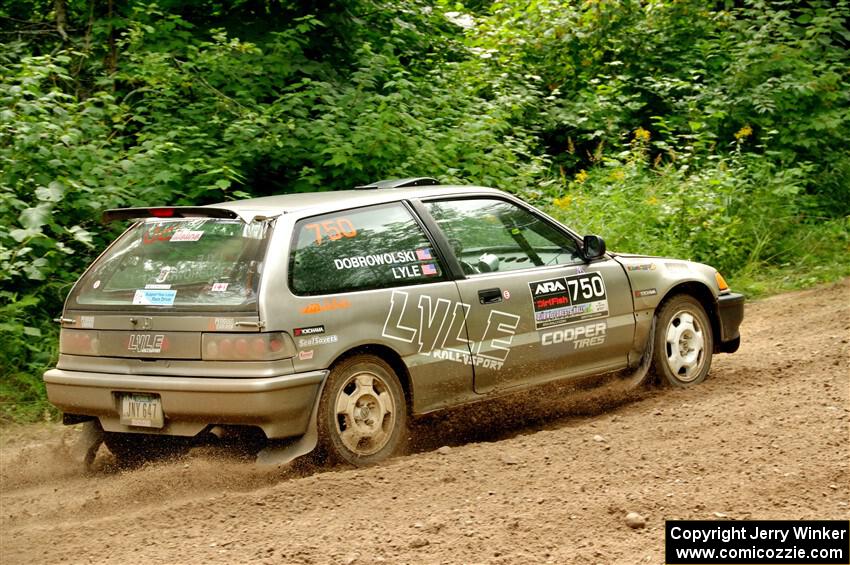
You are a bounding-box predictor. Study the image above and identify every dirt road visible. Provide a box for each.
[2,280,848,564]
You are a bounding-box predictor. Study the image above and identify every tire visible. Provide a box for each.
[317,354,408,466]
[103,432,189,467]
[651,294,714,387]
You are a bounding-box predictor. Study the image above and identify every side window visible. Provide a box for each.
[425,198,582,274]
[290,203,445,295]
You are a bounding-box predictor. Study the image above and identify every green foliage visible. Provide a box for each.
[1,0,848,420]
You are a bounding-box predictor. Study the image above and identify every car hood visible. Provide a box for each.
[609,252,659,260]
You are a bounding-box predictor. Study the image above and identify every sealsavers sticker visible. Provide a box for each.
[132,289,177,306]
[528,272,609,329]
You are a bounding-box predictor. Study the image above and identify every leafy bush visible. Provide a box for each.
[1,0,848,421]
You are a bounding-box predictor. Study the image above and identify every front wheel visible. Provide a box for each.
[317,354,407,466]
[652,294,714,387]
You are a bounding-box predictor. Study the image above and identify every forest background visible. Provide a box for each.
[1,0,848,421]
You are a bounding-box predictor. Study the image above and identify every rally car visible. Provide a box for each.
[45,178,744,466]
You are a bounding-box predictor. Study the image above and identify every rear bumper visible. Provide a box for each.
[43,368,327,439]
[716,292,745,353]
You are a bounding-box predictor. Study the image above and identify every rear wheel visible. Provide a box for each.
[652,294,714,387]
[103,432,190,467]
[317,354,407,466]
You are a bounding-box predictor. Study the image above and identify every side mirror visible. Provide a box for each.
[477,253,500,273]
[582,235,606,261]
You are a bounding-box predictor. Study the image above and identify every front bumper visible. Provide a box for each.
[716,292,745,353]
[43,368,327,439]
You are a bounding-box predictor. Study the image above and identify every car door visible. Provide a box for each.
[418,196,635,394]
[284,201,476,414]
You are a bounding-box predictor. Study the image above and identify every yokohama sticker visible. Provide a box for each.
[528,272,608,330]
[634,288,657,298]
[294,325,324,336]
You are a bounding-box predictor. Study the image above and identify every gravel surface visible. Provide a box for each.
[1,280,848,564]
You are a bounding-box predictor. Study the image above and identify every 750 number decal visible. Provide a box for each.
[529,272,609,329]
[303,217,357,245]
[566,274,605,301]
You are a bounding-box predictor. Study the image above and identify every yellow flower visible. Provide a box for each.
[554,195,573,209]
[646,196,659,206]
[610,168,625,181]
[734,125,753,140]
[634,127,651,142]
[575,169,588,184]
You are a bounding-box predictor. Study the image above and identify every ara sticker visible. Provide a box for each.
[170,230,204,242]
[132,289,177,306]
[211,282,229,292]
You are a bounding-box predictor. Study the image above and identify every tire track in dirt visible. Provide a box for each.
[1,280,848,564]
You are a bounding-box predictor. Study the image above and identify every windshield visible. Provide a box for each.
[71,218,270,310]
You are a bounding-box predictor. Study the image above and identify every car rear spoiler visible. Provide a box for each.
[102,206,239,223]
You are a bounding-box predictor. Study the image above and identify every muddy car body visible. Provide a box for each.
[44,180,744,465]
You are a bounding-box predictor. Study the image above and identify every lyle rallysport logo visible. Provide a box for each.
[127,334,165,353]
[529,272,609,329]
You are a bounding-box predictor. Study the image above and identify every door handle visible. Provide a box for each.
[478,288,503,305]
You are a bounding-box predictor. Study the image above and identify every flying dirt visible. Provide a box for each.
[1,280,848,564]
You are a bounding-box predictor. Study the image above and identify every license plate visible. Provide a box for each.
[120,393,164,428]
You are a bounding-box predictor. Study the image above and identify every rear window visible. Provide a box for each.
[71,218,270,310]
[290,203,445,295]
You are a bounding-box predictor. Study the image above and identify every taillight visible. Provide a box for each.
[60,330,100,356]
[202,332,292,361]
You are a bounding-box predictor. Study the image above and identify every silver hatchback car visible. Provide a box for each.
[45,179,744,466]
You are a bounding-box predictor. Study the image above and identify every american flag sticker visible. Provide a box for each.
[416,248,433,261]
[422,263,437,276]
